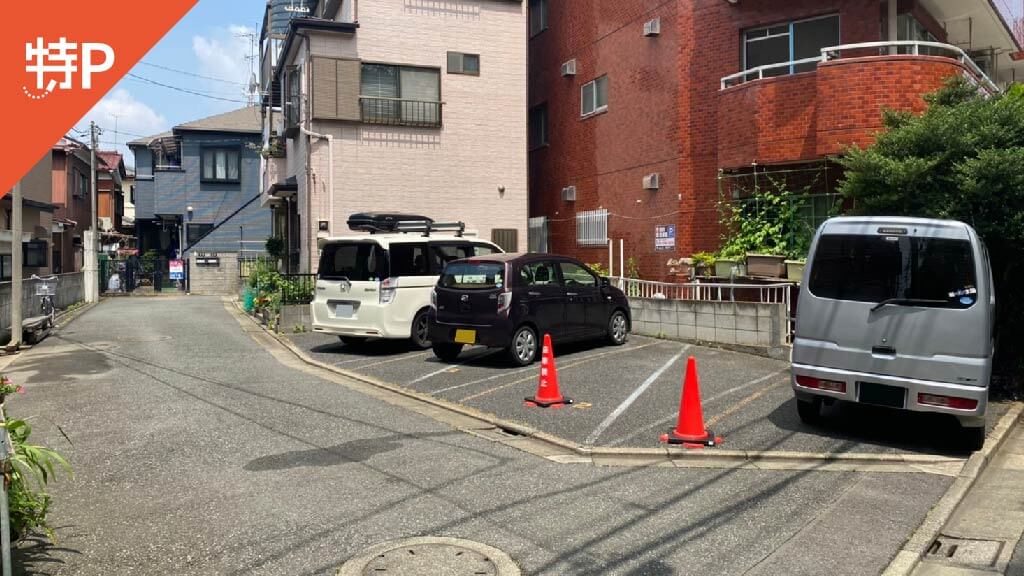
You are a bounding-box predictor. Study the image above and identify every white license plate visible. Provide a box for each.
[335,304,354,318]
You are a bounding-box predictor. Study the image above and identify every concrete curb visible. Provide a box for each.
[881,401,1024,576]
[230,299,1005,474]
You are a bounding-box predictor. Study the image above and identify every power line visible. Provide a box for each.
[125,73,248,103]
[123,75,247,98]
[138,60,247,86]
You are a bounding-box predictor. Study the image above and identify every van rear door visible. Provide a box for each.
[795,223,991,387]
[315,241,388,327]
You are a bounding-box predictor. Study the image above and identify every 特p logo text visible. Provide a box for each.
[23,37,114,100]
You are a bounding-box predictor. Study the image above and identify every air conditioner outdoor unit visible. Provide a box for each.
[642,173,660,190]
[562,186,577,201]
[561,59,577,77]
[643,18,661,37]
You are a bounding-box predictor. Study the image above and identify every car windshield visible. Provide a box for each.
[318,242,386,281]
[808,233,977,308]
[439,261,505,290]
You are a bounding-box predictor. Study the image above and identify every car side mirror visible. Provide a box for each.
[600,276,610,287]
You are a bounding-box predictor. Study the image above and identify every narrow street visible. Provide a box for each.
[8,297,952,575]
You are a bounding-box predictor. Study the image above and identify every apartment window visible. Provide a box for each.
[743,14,839,78]
[152,137,182,170]
[23,240,47,268]
[201,148,241,182]
[360,63,441,127]
[581,76,608,117]
[576,209,608,246]
[447,52,480,76]
[187,223,214,246]
[529,104,548,149]
[285,67,301,130]
[528,216,549,253]
[529,0,548,37]
[75,170,87,198]
[0,255,10,281]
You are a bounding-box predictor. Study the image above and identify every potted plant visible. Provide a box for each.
[785,258,807,282]
[745,252,787,278]
[691,252,715,277]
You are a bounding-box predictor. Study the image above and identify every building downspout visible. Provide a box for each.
[297,33,334,273]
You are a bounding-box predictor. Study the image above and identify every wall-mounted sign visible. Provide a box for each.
[195,252,220,267]
[655,225,675,251]
[169,259,185,280]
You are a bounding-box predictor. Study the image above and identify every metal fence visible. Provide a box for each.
[100,257,184,293]
[280,273,316,305]
[360,96,442,128]
[611,276,796,342]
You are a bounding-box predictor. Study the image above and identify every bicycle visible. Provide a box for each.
[31,274,57,329]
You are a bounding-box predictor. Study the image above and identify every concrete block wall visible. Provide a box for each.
[188,253,241,295]
[279,304,311,333]
[629,297,787,358]
[0,272,84,337]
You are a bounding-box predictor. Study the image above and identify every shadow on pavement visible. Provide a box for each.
[767,396,975,456]
[13,533,81,576]
[244,431,458,472]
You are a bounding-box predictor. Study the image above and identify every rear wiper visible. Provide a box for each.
[870,298,948,312]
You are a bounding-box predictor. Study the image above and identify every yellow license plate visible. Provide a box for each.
[454,329,476,344]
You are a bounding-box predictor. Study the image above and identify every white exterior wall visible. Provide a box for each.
[287,0,527,272]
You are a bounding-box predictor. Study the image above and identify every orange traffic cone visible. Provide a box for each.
[525,334,573,408]
[660,356,720,447]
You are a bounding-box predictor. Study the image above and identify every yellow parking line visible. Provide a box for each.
[705,377,786,428]
[459,341,662,403]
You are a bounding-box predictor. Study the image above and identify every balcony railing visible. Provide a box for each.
[721,41,999,93]
[359,96,442,128]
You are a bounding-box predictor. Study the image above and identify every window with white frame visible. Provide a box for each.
[581,76,608,117]
[529,0,547,37]
[742,14,839,79]
[576,209,608,246]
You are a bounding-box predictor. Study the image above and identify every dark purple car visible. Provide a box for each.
[428,253,631,366]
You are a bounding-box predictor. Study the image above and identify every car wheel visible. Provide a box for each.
[796,398,823,425]
[432,343,463,362]
[507,325,539,366]
[607,310,628,346]
[410,309,431,349]
[339,336,367,346]
[962,426,986,452]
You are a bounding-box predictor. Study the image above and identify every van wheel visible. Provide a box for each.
[507,325,539,366]
[339,336,367,346]
[796,398,823,425]
[432,343,463,362]
[962,426,986,452]
[607,310,628,346]
[410,309,431,349]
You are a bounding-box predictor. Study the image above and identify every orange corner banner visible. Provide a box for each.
[0,0,198,197]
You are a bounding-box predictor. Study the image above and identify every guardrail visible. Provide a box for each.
[721,40,999,93]
[609,276,796,343]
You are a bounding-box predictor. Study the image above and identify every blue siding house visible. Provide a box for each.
[129,107,270,265]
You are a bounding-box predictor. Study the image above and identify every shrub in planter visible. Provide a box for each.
[691,252,715,277]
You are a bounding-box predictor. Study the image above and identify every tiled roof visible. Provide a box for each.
[96,151,123,171]
[174,106,261,134]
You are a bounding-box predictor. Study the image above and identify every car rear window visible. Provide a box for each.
[439,262,505,290]
[318,242,386,281]
[808,234,977,308]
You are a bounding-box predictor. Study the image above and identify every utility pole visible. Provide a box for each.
[6,181,22,352]
[84,121,99,303]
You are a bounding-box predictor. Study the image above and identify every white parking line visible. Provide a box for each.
[407,349,500,385]
[583,346,689,445]
[603,369,789,447]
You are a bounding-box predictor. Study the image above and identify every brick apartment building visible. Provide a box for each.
[528,0,1024,279]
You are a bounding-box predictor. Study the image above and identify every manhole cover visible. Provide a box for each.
[927,535,1004,569]
[337,537,520,576]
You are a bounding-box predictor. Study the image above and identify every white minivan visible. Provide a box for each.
[791,217,995,449]
[311,215,502,348]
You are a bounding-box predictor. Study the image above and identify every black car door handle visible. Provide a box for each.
[528,291,542,296]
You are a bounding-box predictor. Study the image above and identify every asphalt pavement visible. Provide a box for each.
[5,296,959,575]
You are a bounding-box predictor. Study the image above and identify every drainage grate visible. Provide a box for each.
[361,543,497,575]
[927,535,1003,569]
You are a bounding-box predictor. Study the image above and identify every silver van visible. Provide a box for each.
[791,217,995,449]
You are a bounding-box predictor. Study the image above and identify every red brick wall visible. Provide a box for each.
[816,55,965,155]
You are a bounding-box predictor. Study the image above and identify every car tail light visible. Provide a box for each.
[496,289,512,316]
[430,288,437,310]
[918,393,978,410]
[795,375,846,393]
[380,277,398,305]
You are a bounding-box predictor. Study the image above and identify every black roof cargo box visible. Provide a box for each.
[347,213,433,233]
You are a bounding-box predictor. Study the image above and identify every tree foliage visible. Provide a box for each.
[838,78,1024,391]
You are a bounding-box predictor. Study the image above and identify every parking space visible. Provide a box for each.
[289,331,1007,456]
